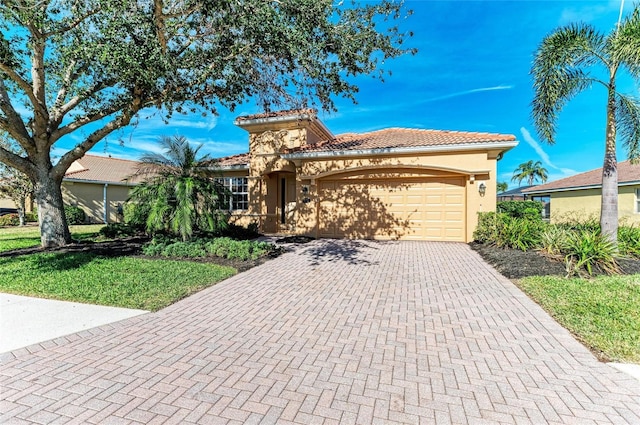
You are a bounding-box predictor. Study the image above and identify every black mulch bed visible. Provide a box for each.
[0,237,284,273]
[469,242,640,279]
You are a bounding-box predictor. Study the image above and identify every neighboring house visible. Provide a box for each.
[522,160,640,223]
[0,155,140,223]
[497,185,534,201]
[62,155,141,223]
[217,109,518,242]
[497,185,550,218]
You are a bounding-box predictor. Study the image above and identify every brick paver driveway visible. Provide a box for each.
[2,240,640,424]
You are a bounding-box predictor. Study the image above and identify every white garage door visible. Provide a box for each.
[318,177,465,241]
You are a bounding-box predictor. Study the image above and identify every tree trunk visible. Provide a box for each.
[34,171,71,248]
[600,82,618,245]
[17,197,25,226]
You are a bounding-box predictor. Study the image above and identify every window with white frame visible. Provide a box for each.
[636,188,640,213]
[217,177,249,211]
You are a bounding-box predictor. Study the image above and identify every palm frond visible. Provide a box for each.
[617,93,640,163]
[531,24,606,143]
[610,6,640,78]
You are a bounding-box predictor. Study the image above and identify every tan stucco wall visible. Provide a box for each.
[237,130,501,241]
[0,198,17,209]
[62,182,132,223]
[551,186,640,224]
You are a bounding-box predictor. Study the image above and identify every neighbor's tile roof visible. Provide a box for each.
[298,128,516,153]
[217,152,251,166]
[64,154,140,184]
[523,160,640,193]
[235,108,317,122]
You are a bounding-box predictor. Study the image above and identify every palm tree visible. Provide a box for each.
[129,135,227,241]
[497,181,509,194]
[511,160,548,186]
[531,6,640,243]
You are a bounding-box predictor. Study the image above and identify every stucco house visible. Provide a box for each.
[1,155,141,223]
[217,109,518,242]
[522,160,640,223]
[62,155,141,223]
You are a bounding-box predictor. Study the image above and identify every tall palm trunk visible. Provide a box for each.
[601,79,618,245]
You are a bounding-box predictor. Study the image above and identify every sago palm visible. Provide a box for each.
[511,160,548,186]
[129,135,227,241]
[531,6,640,243]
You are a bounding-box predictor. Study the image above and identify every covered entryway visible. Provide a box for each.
[317,176,466,241]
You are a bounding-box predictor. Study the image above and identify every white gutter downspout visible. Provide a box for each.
[103,183,108,224]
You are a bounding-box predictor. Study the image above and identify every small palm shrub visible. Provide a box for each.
[64,205,86,224]
[618,225,640,258]
[539,226,572,256]
[563,229,620,277]
[554,212,600,232]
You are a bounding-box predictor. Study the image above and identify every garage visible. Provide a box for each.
[317,176,466,241]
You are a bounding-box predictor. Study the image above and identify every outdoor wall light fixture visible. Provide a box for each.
[301,185,309,194]
[478,183,486,197]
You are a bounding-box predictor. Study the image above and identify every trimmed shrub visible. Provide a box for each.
[473,212,508,244]
[142,236,276,261]
[123,202,149,231]
[0,213,19,226]
[497,201,544,220]
[24,212,38,223]
[64,205,86,224]
[99,223,140,239]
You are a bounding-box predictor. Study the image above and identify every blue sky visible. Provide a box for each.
[58,0,638,189]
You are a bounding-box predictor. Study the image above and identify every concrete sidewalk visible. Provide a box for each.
[0,293,147,353]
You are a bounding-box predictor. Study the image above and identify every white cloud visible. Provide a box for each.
[421,85,514,103]
[520,127,576,176]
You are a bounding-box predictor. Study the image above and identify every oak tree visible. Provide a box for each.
[0,0,414,247]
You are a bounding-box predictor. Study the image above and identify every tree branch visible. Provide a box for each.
[50,79,113,129]
[0,145,33,177]
[43,8,101,38]
[0,62,38,107]
[0,79,34,152]
[53,101,142,180]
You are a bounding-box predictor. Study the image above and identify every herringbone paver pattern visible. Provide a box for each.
[1,240,639,424]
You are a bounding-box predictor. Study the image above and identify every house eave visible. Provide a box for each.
[63,178,135,186]
[214,164,250,171]
[234,112,334,140]
[525,179,640,195]
[281,140,518,160]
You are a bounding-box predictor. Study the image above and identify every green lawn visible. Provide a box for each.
[0,224,236,311]
[0,252,236,311]
[0,224,105,252]
[517,275,640,363]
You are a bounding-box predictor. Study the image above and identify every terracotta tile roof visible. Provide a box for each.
[64,155,140,184]
[235,108,317,122]
[217,152,250,167]
[523,160,640,193]
[297,128,516,153]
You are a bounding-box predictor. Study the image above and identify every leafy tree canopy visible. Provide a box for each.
[0,0,414,247]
